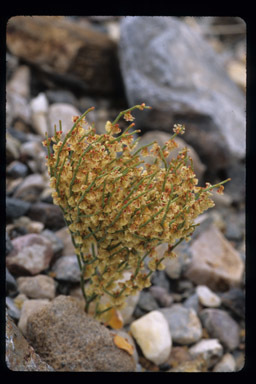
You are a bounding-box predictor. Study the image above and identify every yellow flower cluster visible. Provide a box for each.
[43,104,230,321]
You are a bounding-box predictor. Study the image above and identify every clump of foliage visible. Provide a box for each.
[43,104,229,325]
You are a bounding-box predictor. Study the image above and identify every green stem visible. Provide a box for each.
[112,104,151,125]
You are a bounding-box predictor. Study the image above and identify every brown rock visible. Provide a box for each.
[7,16,122,96]
[6,313,54,371]
[6,234,54,276]
[26,295,136,371]
[17,275,56,299]
[185,224,244,291]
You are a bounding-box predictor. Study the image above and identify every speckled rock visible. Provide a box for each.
[26,295,136,371]
[160,304,202,345]
[130,310,172,365]
[185,224,244,291]
[17,275,56,299]
[6,233,54,276]
[189,339,223,368]
[18,299,50,336]
[6,313,54,371]
[200,308,240,350]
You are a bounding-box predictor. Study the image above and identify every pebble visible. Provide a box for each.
[26,221,44,234]
[27,202,66,230]
[196,285,221,308]
[168,356,207,372]
[6,232,14,255]
[6,197,31,220]
[7,91,31,126]
[220,287,245,319]
[6,233,54,276]
[200,308,240,350]
[6,313,54,371]
[6,268,17,293]
[185,224,244,291]
[130,310,172,365]
[17,275,56,299]
[6,296,21,320]
[51,255,81,283]
[26,295,135,371]
[20,141,46,174]
[30,92,49,137]
[6,177,24,197]
[7,65,31,99]
[119,291,141,325]
[13,293,29,310]
[18,299,50,336]
[55,227,76,256]
[136,290,159,313]
[212,353,236,372]
[13,173,46,202]
[167,346,191,368]
[183,293,200,313]
[189,339,223,368]
[45,89,77,105]
[41,229,64,258]
[48,103,81,136]
[6,160,28,178]
[6,133,21,163]
[159,304,202,345]
[149,286,174,308]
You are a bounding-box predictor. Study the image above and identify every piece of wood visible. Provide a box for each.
[7,16,122,95]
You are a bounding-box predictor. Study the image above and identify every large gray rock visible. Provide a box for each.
[119,16,245,171]
[26,295,136,371]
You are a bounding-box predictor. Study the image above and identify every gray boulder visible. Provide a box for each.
[119,16,245,171]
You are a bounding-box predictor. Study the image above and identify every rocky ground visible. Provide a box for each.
[6,16,246,372]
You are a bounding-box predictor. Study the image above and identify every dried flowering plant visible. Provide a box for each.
[43,104,230,325]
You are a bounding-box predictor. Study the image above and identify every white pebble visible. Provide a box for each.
[189,339,223,368]
[196,285,221,307]
[130,310,172,365]
[213,353,236,372]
